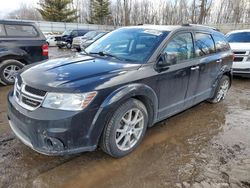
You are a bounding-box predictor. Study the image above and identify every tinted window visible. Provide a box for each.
[195,33,215,56]
[227,32,250,43]
[5,24,38,37]
[213,34,230,52]
[163,32,194,63]
[85,28,168,63]
[0,24,6,36]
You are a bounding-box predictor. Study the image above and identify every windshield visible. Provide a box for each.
[85,28,168,63]
[62,30,72,36]
[83,31,98,39]
[227,32,250,43]
[92,32,107,40]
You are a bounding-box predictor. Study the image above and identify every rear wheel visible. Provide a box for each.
[208,75,230,103]
[100,99,148,158]
[0,59,23,85]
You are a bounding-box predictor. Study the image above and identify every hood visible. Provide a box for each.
[20,55,141,91]
[229,43,250,51]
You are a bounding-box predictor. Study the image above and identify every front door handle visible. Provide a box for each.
[191,66,199,71]
[216,59,222,63]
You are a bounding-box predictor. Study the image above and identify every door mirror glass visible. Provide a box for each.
[157,52,177,67]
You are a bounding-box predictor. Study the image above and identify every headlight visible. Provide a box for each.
[42,92,97,111]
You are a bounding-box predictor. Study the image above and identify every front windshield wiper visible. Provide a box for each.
[89,51,125,61]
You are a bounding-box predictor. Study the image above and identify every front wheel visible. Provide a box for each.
[66,42,72,49]
[100,99,148,158]
[208,75,230,103]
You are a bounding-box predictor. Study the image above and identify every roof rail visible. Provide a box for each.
[182,23,220,31]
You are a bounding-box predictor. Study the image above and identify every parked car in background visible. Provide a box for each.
[0,20,48,85]
[55,29,90,49]
[46,35,61,47]
[80,31,108,50]
[226,30,250,77]
[8,25,233,158]
[72,30,106,52]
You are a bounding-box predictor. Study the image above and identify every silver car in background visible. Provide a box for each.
[72,31,104,51]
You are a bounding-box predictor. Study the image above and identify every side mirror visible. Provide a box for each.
[157,52,177,68]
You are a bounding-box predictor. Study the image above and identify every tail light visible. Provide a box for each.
[42,43,49,56]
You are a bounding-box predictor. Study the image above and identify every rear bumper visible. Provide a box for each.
[7,90,99,155]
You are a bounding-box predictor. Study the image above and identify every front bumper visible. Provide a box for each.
[7,91,99,155]
[232,61,250,76]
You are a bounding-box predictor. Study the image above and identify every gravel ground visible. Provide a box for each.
[0,47,249,188]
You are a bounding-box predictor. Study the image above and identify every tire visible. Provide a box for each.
[208,75,230,104]
[66,42,72,49]
[76,48,81,52]
[0,59,24,85]
[58,46,62,49]
[100,99,148,158]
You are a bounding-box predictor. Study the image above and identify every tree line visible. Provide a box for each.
[5,0,250,25]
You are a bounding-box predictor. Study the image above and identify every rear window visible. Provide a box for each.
[195,33,216,56]
[0,24,6,36]
[213,34,230,52]
[227,32,250,43]
[5,24,38,37]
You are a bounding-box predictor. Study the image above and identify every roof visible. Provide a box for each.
[0,19,35,25]
[122,24,219,33]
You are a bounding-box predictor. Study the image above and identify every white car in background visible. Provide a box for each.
[226,30,250,77]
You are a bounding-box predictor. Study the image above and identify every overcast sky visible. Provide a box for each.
[0,0,39,18]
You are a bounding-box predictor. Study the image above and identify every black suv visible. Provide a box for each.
[55,29,90,49]
[0,20,48,85]
[7,25,233,158]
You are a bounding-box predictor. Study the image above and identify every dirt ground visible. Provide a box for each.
[0,47,250,188]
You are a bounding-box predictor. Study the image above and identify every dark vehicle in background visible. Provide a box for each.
[55,29,90,49]
[8,25,233,158]
[80,31,108,50]
[73,30,108,52]
[0,20,48,85]
[226,30,250,77]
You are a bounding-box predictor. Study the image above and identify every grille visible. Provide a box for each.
[234,51,246,55]
[234,57,244,62]
[25,85,46,97]
[14,79,46,111]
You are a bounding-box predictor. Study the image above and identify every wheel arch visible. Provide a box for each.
[100,83,158,127]
[88,83,159,147]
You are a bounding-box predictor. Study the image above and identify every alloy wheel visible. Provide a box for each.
[3,65,20,83]
[115,108,144,151]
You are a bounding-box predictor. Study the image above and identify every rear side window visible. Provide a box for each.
[5,24,38,37]
[195,33,215,56]
[0,24,6,36]
[213,34,230,52]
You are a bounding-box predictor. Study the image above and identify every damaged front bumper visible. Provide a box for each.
[7,90,98,155]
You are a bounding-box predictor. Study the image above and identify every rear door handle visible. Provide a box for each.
[216,59,222,63]
[191,66,199,71]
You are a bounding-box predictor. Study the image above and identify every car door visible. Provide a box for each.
[185,32,221,107]
[157,32,195,120]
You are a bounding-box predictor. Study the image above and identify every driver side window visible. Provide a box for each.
[163,33,194,64]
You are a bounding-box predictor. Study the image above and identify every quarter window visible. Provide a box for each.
[0,24,6,36]
[213,34,230,52]
[5,24,38,37]
[195,33,215,56]
[163,32,194,63]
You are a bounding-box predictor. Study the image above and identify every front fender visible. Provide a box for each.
[101,84,158,121]
[86,83,159,147]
